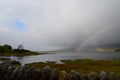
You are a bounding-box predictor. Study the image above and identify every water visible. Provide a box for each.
[0,51,120,65]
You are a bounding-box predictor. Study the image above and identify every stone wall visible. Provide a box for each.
[0,61,120,80]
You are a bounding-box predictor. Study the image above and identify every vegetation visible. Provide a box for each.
[0,58,10,61]
[0,44,12,53]
[0,44,40,56]
[0,52,40,56]
[113,49,120,52]
[26,59,120,76]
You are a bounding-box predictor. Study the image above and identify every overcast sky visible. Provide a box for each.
[0,0,120,51]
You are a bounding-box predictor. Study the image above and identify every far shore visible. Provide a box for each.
[0,52,46,57]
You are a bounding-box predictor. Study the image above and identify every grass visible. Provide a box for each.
[26,59,120,76]
[0,52,41,57]
[0,58,10,61]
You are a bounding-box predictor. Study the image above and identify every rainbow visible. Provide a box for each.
[75,25,113,51]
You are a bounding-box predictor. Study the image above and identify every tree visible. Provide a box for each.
[3,44,12,51]
[0,44,12,53]
[17,44,24,50]
[0,46,4,53]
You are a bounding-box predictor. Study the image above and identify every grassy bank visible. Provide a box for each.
[26,59,120,76]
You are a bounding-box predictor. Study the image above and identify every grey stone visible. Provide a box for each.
[0,65,3,75]
[59,71,69,80]
[42,66,52,80]
[69,70,80,80]
[10,67,20,79]
[88,72,99,80]
[100,71,108,80]
[108,72,117,80]
[0,64,10,80]
[25,66,36,80]
[0,65,3,78]
[49,69,59,80]
[0,65,3,71]
[1,64,10,75]
[18,65,30,79]
[31,68,42,80]
[81,73,89,80]
[117,76,120,80]
[5,66,16,78]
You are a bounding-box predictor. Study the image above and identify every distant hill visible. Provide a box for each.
[97,43,120,49]
[83,43,120,49]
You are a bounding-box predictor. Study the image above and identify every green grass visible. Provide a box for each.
[26,59,120,76]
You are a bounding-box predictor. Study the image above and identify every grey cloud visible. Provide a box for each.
[0,0,120,51]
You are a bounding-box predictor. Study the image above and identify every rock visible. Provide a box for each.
[19,65,29,75]
[42,66,52,80]
[0,65,3,74]
[31,68,42,80]
[108,72,117,80]
[10,67,20,79]
[59,71,69,80]
[24,66,36,80]
[0,65,3,78]
[5,66,16,78]
[18,65,30,80]
[88,72,99,80]
[100,71,108,80]
[0,64,10,80]
[80,73,89,80]
[0,65,3,72]
[49,69,59,80]
[117,76,120,80]
[69,70,80,80]
[1,64,10,75]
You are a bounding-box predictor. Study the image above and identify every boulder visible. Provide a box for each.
[10,67,21,80]
[24,66,36,80]
[100,71,108,80]
[108,72,117,80]
[59,71,69,80]
[1,64,10,75]
[88,72,99,80]
[49,69,59,80]
[42,66,52,80]
[80,73,89,80]
[0,65,3,72]
[17,65,30,80]
[69,70,80,80]
[5,66,16,78]
[31,68,42,80]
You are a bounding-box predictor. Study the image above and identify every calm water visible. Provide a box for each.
[0,51,120,65]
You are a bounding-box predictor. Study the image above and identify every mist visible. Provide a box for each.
[0,0,120,51]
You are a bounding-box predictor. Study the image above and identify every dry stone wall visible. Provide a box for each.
[0,61,120,80]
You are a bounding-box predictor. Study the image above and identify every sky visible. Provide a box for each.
[0,0,120,51]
